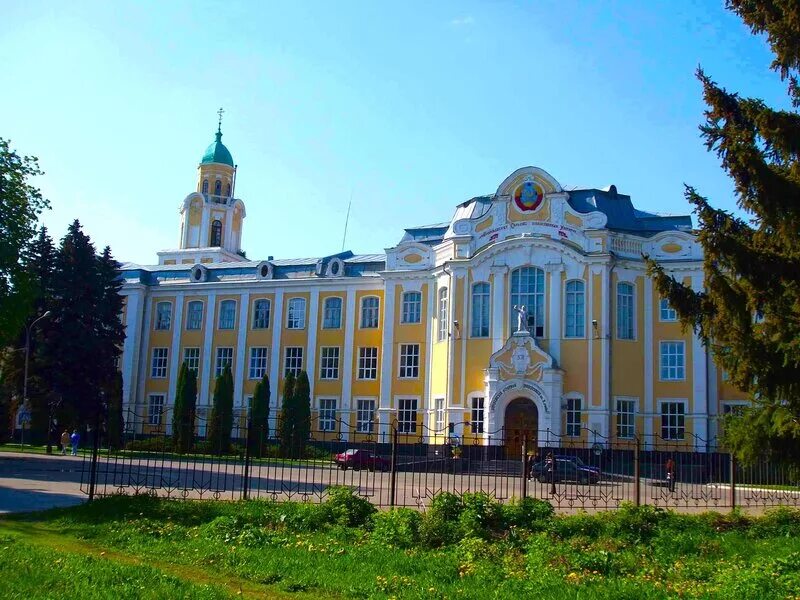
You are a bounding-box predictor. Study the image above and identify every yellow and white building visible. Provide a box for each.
[119,127,747,451]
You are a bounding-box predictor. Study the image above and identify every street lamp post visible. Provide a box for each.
[22,311,51,447]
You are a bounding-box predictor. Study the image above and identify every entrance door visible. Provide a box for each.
[504,398,538,458]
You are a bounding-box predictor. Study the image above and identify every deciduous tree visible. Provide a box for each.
[249,375,270,456]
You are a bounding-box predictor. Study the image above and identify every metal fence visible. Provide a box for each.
[79,416,800,511]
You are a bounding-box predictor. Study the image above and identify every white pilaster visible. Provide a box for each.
[342,289,357,410]
[379,281,396,418]
[135,295,154,432]
[644,277,654,444]
[490,266,507,353]
[167,293,185,410]
[691,272,708,450]
[268,289,284,432]
[599,264,610,438]
[120,287,144,419]
[200,203,210,248]
[199,293,217,405]
[306,289,320,400]
[547,264,564,365]
[234,292,250,410]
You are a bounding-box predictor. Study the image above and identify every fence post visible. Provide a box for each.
[521,435,528,500]
[389,427,398,507]
[88,411,100,502]
[634,436,641,507]
[730,454,737,510]
[242,417,252,501]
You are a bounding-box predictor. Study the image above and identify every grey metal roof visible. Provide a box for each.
[567,189,692,234]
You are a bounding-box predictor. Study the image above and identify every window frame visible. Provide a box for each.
[318,398,337,432]
[148,394,165,426]
[151,347,169,378]
[322,297,343,329]
[283,346,304,377]
[659,298,677,322]
[360,296,380,329]
[319,346,340,380]
[660,400,686,441]
[616,281,635,340]
[183,347,200,373]
[186,300,204,331]
[615,396,637,439]
[470,396,485,434]
[215,347,234,377]
[356,398,376,433]
[401,291,422,324]
[154,301,172,331]
[397,398,418,434]
[398,343,420,379]
[470,282,490,338]
[434,397,445,433]
[659,340,686,381]
[252,298,271,329]
[218,299,237,330]
[565,396,582,437]
[248,347,269,380]
[564,280,586,338]
[510,267,545,337]
[357,347,378,380]
[286,297,307,330]
[438,286,448,341]
[210,219,223,247]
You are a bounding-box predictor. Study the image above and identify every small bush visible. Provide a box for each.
[607,503,666,543]
[124,437,174,453]
[458,492,503,539]
[749,506,800,538]
[502,497,554,529]
[428,492,463,521]
[419,510,461,547]
[322,486,376,527]
[548,511,605,540]
[371,509,421,548]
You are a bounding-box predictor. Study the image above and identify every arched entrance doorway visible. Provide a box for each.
[504,397,538,458]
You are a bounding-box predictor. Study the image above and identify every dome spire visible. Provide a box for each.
[216,107,224,142]
[200,107,234,167]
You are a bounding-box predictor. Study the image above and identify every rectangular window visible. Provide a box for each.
[183,347,200,373]
[565,280,585,338]
[151,347,168,378]
[218,300,236,330]
[284,346,303,376]
[155,302,171,331]
[615,397,636,439]
[360,296,380,328]
[319,398,337,432]
[660,341,686,380]
[659,298,677,322]
[186,301,203,330]
[398,344,420,379]
[471,283,490,338]
[435,398,445,432]
[438,287,448,341]
[319,346,340,380]
[252,299,271,329]
[401,291,421,324]
[471,397,485,434]
[616,282,635,339]
[249,347,268,380]
[322,297,342,329]
[566,397,582,437]
[147,394,165,426]
[358,347,378,380]
[286,298,306,329]
[356,399,375,433]
[398,398,418,433]
[660,401,685,440]
[215,347,233,377]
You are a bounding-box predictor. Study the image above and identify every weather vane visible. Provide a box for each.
[217,107,224,132]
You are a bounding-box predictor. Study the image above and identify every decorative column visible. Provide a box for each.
[546,264,564,365]
[490,266,507,353]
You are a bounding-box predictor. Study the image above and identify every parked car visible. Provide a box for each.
[334,449,389,472]
[554,455,601,475]
[530,458,600,484]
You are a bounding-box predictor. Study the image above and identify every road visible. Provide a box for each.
[1,451,797,513]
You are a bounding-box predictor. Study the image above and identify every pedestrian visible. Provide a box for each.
[60,430,70,455]
[70,429,80,456]
[665,457,676,492]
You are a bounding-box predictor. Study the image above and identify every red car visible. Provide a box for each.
[334,449,389,471]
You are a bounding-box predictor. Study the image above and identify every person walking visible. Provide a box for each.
[70,429,80,456]
[60,430,70,455]
[665,457,676,492]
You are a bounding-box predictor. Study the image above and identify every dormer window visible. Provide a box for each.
[202,179,209,194]
[211,220,222,246]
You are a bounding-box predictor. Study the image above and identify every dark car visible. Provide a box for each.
[334,449,389,472]
[554,455,601,475]
[530,458,600,484]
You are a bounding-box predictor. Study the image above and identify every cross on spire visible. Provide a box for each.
[217,107,224,133]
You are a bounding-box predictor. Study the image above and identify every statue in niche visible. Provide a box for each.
[513,305,529,333]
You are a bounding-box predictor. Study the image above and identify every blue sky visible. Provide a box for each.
[1,1,788,264]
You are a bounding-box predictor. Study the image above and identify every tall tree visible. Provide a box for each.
[208,365,233,454]
[648,1,800,466]
[0,138,49,348]
[104,371,124,451]
[249,375,270,457]
[292,371,311,459]
[278,372,296,457]
[173,362,197,453]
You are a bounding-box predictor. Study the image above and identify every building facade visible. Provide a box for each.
[119,128,747,452]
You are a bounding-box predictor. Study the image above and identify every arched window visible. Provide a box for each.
[287,297,306,329]
[323,297,342,329]
[510,267,545,337]
[471,283,490,337]
[564,280,585,338]
[214,180,222,196]
[616,282,635,339]
[202,179,209,194]
[210,220,222,246]
[438,287,448,341]
[360,296,380,328]
[218,299,236,330]
[226,183,232,197]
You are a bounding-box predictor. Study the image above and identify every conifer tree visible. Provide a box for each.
[173,362,197,453]
[278,372,296,457]
[648,1,800,466]
[249,375,270,457]
[292,371,311,459]
[105,372,124,451]
[208,365,234,454]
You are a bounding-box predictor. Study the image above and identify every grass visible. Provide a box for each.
[2,492,800,599]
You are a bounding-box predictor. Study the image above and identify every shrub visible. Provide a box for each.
[428,492,463,521]
[124,437,175,453]
[548,511,605,540]
[371,509,421,548]
[502,497,554,530]
[419,510,461,548]
[322,486,376,527]
[607,503,666,543]
[458,492,503,539]
[749,506,800,538]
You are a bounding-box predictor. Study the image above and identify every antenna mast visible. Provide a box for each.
[341,190,353,252]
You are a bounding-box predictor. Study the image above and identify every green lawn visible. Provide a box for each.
[2,492,800,599]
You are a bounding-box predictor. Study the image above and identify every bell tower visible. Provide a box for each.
[165,109,247,265]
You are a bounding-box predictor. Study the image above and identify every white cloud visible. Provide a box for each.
[449,16,475,27]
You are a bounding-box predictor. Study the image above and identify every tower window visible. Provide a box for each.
[202,179,209,194]
[226,183,231,197]
[211,220,222,246]
[214,180,222,196]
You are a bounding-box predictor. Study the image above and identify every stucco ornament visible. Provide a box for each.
[511,346,531,374]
